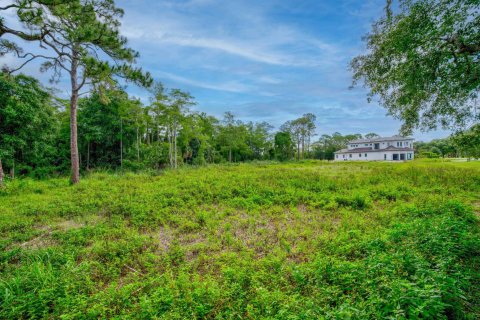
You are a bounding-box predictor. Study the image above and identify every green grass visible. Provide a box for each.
[1,161,479,319]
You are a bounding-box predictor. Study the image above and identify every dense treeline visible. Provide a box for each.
[1,72,478,180]
[415,127,480,159]
[0,73,321,178]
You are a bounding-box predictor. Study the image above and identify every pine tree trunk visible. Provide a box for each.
[70,91,80,184]
[0,158,4,186]
[169,128,173,168]
[87,141,90,170]
[120,118,123,168]
[10,159,14,179]
[145,123,149,144]
[70,49,80,184]
[136,126,140,162]
[302,137,305,159]
[174,122,178,169]
[297,139,300,161]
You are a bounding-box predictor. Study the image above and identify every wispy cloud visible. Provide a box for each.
[120,1,342,68]
[161,35,298,66]
[157,71,252,93]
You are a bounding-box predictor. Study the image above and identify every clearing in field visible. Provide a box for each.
[1,161,479,319]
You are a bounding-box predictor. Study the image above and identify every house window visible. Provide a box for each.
[393,154,399,160]
[365,153,367,157]
[349,154,352,158]
[364,144,368,146]
[359,154,362,157]
[384,154,387,160]
[343,154,345,158]
[336,155,338,159]
[374,143,380,150]
[407,153,412,160]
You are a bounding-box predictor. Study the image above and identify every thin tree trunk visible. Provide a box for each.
[136,125,140,162]
[10,159,14,179]
[297,138,300,161]
[301,136,305,159]
[168,127,173,168]
[0,158,4,186]
[145,122,149,144]
[307,135,310,158]
[87,141,90,170]
[70,54,80,184]
[229,148,232,162]
[174,122,178,169]
[120,118,123,168]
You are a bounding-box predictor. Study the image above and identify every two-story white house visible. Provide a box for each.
[334,135,414,161]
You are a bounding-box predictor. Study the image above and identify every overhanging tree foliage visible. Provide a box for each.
[1,0,152,183]
[351,0,480,134]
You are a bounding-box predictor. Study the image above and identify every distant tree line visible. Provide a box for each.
[0,73,320,181]
[415,126,480,159]
[2,72,480,184]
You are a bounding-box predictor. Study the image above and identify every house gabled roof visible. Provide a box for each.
[349,135,414,144]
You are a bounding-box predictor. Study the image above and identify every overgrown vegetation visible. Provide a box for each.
[1,161,479,319]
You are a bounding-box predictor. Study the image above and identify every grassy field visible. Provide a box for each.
[1,161,479,319]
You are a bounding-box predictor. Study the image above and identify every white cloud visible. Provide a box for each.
[119,1,343,68]
[157,71,251,93]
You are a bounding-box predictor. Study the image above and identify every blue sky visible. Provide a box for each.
[1,0,450,141]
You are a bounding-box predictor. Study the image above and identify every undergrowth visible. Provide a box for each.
[0,161,479,319]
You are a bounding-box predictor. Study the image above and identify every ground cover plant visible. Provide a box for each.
[0,161,479,319]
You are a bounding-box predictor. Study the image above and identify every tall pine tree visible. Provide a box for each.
[1,0,151,183]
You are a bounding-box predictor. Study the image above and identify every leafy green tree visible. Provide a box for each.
[415,138,459,158]
[0,72,59,183]
[281,114,317,160]
[351,0,480,134]
[274,131,293,161]
[217,112,249,162]
[78,90,142,169]
[313,134,336,160]
[150,84,195,169]
[195,113,219,164]
[4,0,151,183]
[280,120,301,160]
[452,124,480,159]
[312,132,363,160]
[246,121,273,160]
[302,113,317,158]
[169,89,196,168]
[120,98,145,164]
[365,133,380,139]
